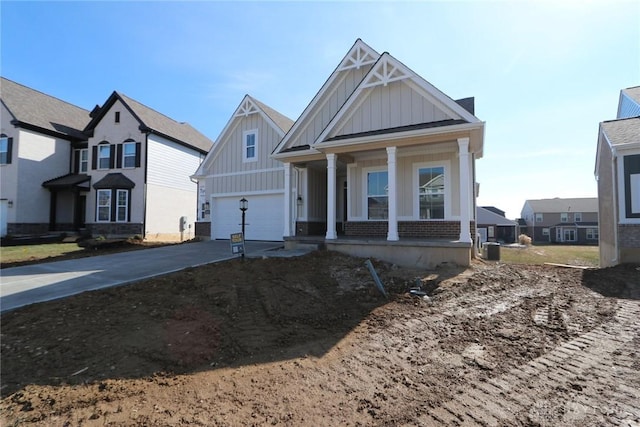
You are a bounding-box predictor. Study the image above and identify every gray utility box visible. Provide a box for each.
[483,242,500,261]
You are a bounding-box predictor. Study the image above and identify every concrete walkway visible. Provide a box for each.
[0,240,290,313]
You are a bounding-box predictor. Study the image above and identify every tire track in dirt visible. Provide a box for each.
[418,299,640,426]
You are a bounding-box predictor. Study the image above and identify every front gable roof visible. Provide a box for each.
[85,91,213,154]
[1,77,89,141]
[314,52,482,146]
[193,95,293,178]
[272,39,380,156]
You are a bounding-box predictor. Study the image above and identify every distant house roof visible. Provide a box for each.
[85,91,213,154]
[622,86,640,104]
[1,77,89,141]
[477,207,517,226]
[481,206,505,217]
[525,197,598,213]
[601,116,640,147]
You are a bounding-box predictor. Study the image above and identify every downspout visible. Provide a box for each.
[142,132,149,239]
[611,148,619,265]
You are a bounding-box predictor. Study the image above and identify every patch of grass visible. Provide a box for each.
[499,244,599,267]
[0,243,84,264]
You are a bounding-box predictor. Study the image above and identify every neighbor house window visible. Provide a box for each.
[367,170,388,219]
[98,145,111,169]
[587,228,599,240]
[563,228,576,241]
[542,228,550,236]
[123,142,136,168]
[115,111,120,123]
[116,189,128,222]
[574,212,582,222]
[75,148,88,173]
[243,130,257,162]
[488,226,495,238]
[561,212,568,222]
[535,213,543,222]
[418,166,445,219]
[97,189,111,222]
[0,136,10,165]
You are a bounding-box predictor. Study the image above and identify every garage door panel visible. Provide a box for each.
[212,195,283,241]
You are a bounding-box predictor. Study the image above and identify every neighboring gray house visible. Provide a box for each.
[191,95,293,241]
[595,86,640,266]
[1,77,90,236]
[520,198,599,245]
[0,77,213,240]
[476,206,517,244]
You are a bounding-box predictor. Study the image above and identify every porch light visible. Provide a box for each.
[297,195,303,206]
[239,197,248,212]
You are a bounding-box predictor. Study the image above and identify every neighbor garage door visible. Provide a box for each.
[211,194,284,241]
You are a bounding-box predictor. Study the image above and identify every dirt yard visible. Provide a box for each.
[1,251,639,426]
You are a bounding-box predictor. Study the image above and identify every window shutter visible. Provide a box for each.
[110,189,117,222]
[6,138,13,164]
[109,144,116,169]
[116,144,123,169]
[73,150,80,173]
[135,142,141,167]
[92,146,98,170]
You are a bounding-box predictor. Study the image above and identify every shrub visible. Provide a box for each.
[518,234,532,246]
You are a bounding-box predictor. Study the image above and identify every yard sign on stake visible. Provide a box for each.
[230,232,245,256]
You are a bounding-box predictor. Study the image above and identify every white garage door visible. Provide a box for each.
[212,194,284,241]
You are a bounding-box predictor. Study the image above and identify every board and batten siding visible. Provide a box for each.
[296,66,370,147]
[209,109,285,194]
[335,80,453,138]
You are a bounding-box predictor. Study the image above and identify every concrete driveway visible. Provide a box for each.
[0,240,283,312]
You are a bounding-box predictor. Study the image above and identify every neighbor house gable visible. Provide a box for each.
[193,95,293,178]
[314,52,482,151]
[272,39,380,157]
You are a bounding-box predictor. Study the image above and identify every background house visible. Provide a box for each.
[520,197,599,245]
[595,86,640,266]
[191,95,293,241]
[0,77,213,241]
[476,206,517,244]
[1,77,90,236]
[272,39,485,268]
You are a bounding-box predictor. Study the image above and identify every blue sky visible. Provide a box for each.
[2,1,638,219]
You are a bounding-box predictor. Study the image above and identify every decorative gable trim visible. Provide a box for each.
[235,97,261,118]
[272,39,380,156]
[314,52,481,146]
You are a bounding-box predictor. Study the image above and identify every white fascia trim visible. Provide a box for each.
[210,167,284,179]
[212,189,284,198]
[314,122,483,151]
[271,147,323,161]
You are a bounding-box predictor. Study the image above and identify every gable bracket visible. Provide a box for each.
[338,45,378,72]
[361,57,411,88]
[234,98,260,117]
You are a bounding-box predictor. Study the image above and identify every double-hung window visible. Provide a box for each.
[418,166,445,219]
[367,170,388,219]
[243,130,257,162]
[123,142,136,168]
[0,135,11,165]
[535,213,543,222]
[116,190,128,222]
[75,148,88,173]
[560,212,569,222]
[98,145,111,169]
[574,212,582,222]
[97,189,111,222]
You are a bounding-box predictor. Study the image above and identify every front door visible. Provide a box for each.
[74,194,86,229]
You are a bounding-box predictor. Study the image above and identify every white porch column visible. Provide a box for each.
[326,153,337,240]
[283,162,292,238]
[457,138,472,243]
[386,146,399,241]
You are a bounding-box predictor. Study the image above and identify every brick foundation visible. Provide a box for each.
[345,221,475,240]
[618,224,640,248]
[86,223,143,238]
[7,223,50,235]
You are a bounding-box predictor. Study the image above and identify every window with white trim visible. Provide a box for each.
[75,148,88,173]
[243,130,258,162]
[367,170,388,220]
[417,165,445,219]
[535,213,543,222]
[97,189,111,222]
[542,228,550,236]
[574,212,582,222]
[98,145,111,169]
[561,212,568,222]
[116,189,128,222]
[123,142,136,168]
[0,136,10,165]
[587,228,599,240]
